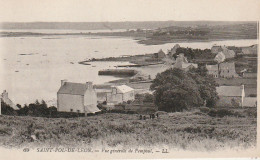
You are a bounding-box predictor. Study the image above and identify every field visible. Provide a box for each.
[0,108,256,151]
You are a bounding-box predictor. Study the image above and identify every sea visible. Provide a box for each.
[0,29,258,105]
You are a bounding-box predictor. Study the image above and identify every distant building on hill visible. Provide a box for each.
[206,64,219,78]
[57,80,100,115]
[219,62,238,78]
[154,49,166,59]
[0,90,18,112]
[216,85,245,107]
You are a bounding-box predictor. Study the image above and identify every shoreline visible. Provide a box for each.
[0,31,257,46]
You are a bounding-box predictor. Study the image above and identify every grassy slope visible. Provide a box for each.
[0,110,256,151]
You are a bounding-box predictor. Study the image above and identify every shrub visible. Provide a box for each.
[207,108,234,118]
[199,107,210,113]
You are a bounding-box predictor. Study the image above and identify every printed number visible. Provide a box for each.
[162,149,168,153]
[23,148,30,152]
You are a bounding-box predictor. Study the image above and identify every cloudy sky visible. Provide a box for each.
[0,0,259,22]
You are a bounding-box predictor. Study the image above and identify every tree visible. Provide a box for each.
[150,68,218,112]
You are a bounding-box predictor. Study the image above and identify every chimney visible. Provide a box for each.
[86,81,93,90]
[61,79,67,86]
[2,90,8,98]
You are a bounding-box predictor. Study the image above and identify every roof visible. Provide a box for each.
[219,62,235,70]
[243,97,257,107]
[216,86,243,97]
[115,85,134,93]
[94,84,112,89]
[182,63,198,69]
[206,64,218,71]
[58,82,87,95]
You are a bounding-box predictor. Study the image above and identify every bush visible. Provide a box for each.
[207,108,234,118]
[199,107,210,113]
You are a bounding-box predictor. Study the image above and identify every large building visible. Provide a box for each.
[219,62,238,78]
[216,85,245,107]
[57,80,100,115]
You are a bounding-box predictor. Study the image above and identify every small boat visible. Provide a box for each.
[15,70,19,72]
[70,62,74,64]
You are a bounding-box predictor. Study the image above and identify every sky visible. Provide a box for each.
[0,0,260,22]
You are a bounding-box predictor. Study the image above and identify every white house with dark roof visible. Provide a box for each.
[57,80,99,115]
[216,85,245,107]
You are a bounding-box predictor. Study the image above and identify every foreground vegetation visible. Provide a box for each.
[0,107,256,151]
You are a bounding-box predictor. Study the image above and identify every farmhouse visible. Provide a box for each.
[216,85,245,107]
[219,62,238,78]
[154,49,166,59]
[57,80,100,115]
[206,64,219,78]
[107,85,135,104]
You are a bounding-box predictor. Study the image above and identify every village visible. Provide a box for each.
[1,43,257,116]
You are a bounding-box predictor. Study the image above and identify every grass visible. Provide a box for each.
[0,108,256,151]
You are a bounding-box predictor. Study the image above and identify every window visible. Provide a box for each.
[70,109,73,112]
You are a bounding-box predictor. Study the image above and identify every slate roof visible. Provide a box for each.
[58,82,87,95]
[94,84,112,89]
[216,86,243,97]
[206,64,218,71]
[115,85,134,93]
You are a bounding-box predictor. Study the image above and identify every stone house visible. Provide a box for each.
[216,85,245,107]
[206,64,219,78]
[57,80,100,115]
[154,49,166,59]
[94,84,113,103]
[219,62,238,78]
[107,85,135,104]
